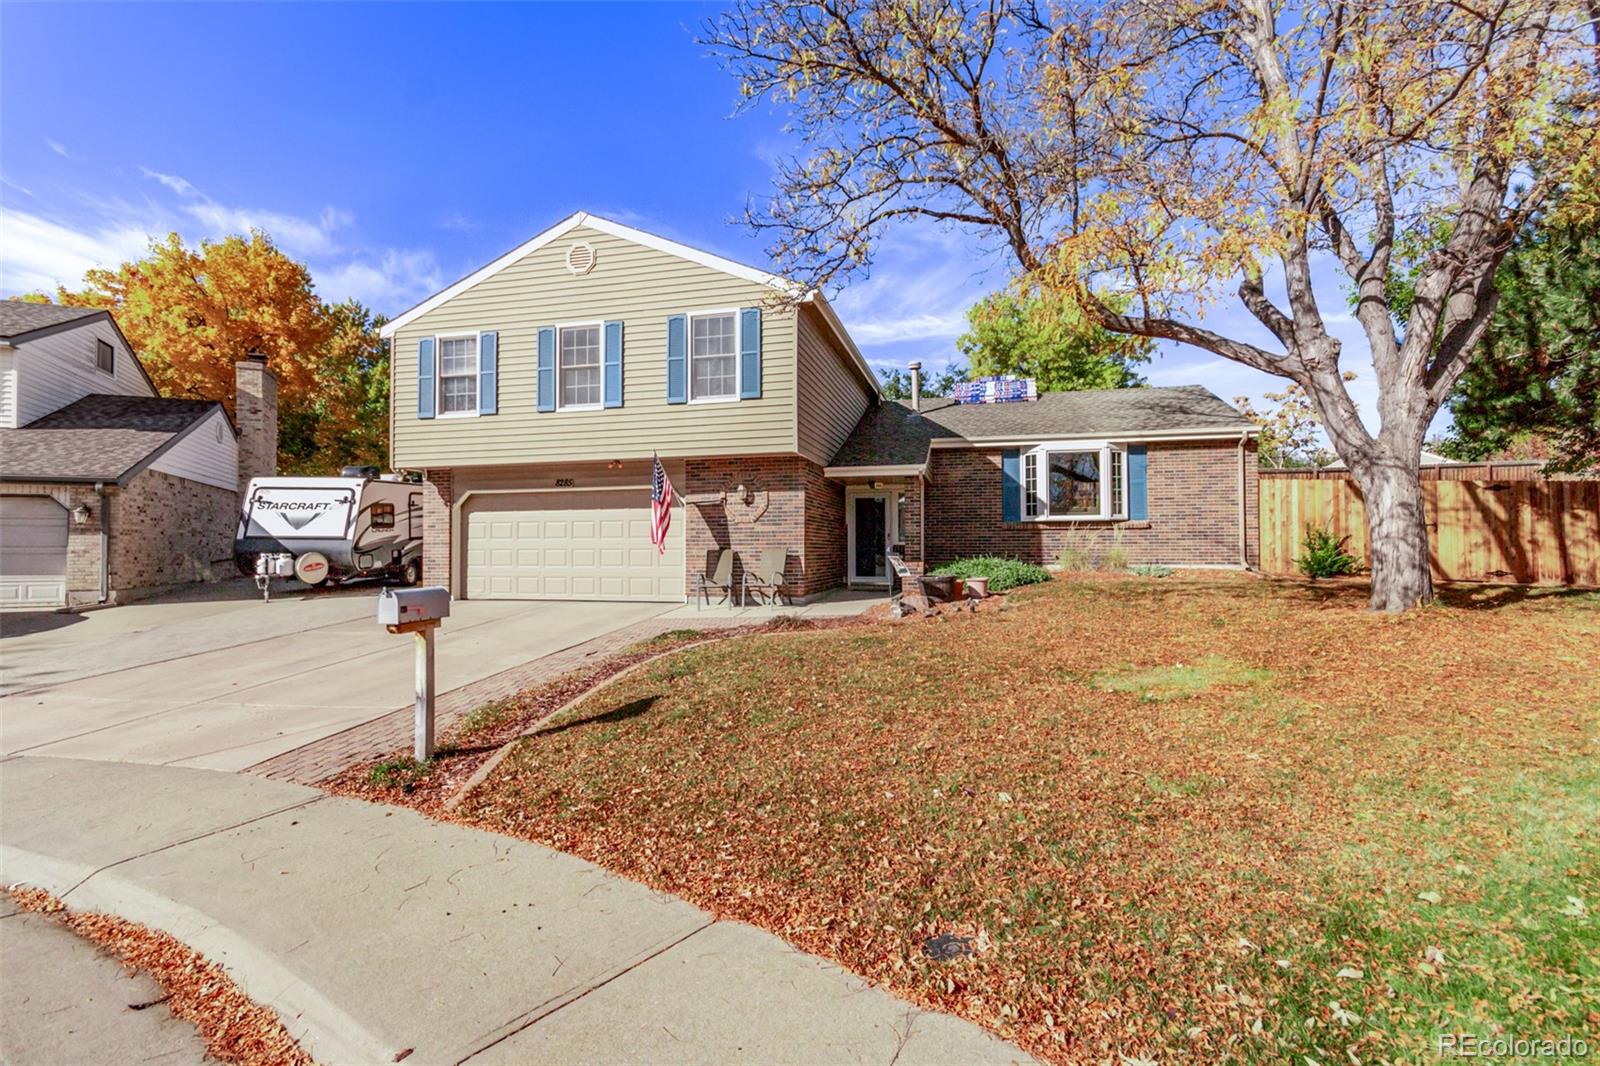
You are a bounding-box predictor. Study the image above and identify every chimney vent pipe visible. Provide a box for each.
[908,361,922,412]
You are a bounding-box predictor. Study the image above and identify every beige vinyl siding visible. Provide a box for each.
[391,226,798,468]
[795,304,874,466]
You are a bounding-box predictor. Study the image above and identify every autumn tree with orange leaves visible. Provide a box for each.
[705,0,1599,611]
[52,232,388,475]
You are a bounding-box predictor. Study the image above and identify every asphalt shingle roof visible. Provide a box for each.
[0,302,104,340]
[0,394,221,484]
[828,385,1253,468]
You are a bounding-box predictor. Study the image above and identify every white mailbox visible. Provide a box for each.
[377,586,450,627]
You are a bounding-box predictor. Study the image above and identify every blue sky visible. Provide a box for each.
[1,2,1399,432]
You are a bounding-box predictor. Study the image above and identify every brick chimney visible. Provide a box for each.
[235,350,278,495]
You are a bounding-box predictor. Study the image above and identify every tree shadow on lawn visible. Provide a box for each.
[530,695,659,739]
[1123,573,1596,614]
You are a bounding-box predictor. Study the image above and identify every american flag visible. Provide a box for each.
[650,454,674,554]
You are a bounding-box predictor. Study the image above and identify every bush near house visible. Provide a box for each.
[453,573,1599,1065]
[929,556,1051,591]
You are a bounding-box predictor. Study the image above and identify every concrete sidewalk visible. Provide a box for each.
[1,756,1034,1066]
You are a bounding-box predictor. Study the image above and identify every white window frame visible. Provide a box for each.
[1019,440,1129,522]
[554,320,605,412]
[434,332,481,419]
[684,307,741,405]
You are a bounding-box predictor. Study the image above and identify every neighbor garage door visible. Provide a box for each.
[464,490,685,601]
[0,495,69,607]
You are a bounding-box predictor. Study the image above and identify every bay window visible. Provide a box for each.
[1018,442,1128,520]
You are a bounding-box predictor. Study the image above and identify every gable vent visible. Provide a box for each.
[565,241,597,276]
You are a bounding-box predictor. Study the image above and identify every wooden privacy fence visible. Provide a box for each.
[1259,465,1600,586]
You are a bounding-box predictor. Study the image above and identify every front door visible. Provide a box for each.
[849,494,889,585]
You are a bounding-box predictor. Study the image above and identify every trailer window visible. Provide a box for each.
[370,502,395,530]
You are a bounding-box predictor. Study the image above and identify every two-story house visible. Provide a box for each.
[382,212,1260,604]
[0,302,277,607]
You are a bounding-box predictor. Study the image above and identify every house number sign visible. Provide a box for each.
[554,478,575,487]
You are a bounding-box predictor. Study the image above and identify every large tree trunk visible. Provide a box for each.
[1356,459,1435,612]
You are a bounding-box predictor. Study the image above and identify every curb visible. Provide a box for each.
[2,844,390,1066]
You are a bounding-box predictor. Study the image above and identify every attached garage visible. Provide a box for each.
[0,495,69,607]
[464,489,684,601]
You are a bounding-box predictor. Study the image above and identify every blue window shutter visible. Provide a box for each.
[417,338,436,419]
[478,331,498,415]
[1001,449,1021,523]
[739,307,762,399]
[603,320,624,408]
[536,327,555,413]
[1128,444,1148,520]
[666,314,687,404]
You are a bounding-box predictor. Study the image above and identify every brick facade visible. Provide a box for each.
[924,439,1259,569]
[108,470,237,594]
[6,470,237,608]
[404,440,1257,603]
[420,468,454,590]
[685,455,844,600]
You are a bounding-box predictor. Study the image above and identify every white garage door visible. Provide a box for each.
[465,490,685,602]
[0,495,69,607]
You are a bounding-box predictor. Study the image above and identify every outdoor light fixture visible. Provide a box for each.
[71,503,92,526]
[733,482,754,505]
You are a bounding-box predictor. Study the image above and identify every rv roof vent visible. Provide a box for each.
[565,241,597,276]
[341,465,381,479]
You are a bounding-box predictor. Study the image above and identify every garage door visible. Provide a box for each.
[464,490,685,601]
[0,495,69,607]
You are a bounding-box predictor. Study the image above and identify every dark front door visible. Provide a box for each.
[852,495,887,581]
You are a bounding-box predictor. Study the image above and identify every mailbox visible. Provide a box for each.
[376,586,451,627]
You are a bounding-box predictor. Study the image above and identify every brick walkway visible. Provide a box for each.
[244,614,754,785]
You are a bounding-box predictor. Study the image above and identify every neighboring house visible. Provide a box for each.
[0,302,277,608]
[380,212,1258,604]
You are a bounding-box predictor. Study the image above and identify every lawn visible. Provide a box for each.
[448,574,1598,1064]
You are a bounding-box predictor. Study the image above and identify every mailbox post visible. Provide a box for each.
[377,587,450,761]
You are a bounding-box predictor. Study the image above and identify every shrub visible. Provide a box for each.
[1295,524,1359,579]
[930,556,1051,591]
[1130,564,1174,578]
[1056,545,1089,570]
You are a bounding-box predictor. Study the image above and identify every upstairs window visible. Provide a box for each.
[689,312,737,401]
[558,324,602,409]
[95,339,114,374]
[438,336,479,416]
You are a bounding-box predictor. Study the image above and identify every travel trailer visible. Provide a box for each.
[236,467,424,590]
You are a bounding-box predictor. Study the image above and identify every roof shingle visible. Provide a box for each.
[828,385,1253,468]
[0,302,104,340]
[0,395,222,484]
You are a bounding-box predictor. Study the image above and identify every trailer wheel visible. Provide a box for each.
[402,558,422,586]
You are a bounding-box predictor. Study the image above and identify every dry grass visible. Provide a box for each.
[6,886,311,1066]
[451,573,1599,1063]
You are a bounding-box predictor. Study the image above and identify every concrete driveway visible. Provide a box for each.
[0,583,668,771]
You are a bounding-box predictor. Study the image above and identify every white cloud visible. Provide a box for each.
[316,249,444,314]
[182,201,349,258]
[0,208,154,295]
[46,139,69,158]
[138,167,199,198]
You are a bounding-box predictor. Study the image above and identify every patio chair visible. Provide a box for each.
[741,549,791,606]
[696,549,735,609]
